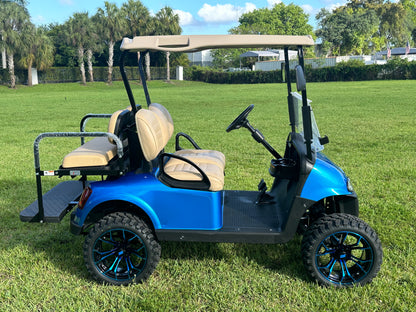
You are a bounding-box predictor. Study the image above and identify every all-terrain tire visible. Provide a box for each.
[301,213,382,287]
[83,212,161,285]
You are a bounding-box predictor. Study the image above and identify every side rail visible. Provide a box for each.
[34,132,124,171]
[80,114,112,145]
[33,132,125,222]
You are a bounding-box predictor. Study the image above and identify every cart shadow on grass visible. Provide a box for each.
[9,179,306,283]
[27,232,307,283]
[160,239,306,280]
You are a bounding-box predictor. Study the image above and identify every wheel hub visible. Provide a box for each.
[334,245,351,260]
[92,228,148,281]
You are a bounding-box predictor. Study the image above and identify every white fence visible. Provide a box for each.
[254,55,390,71]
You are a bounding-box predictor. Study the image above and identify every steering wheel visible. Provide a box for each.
[226,104,254,132]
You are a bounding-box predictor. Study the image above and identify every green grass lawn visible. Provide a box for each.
[0,80,415,311]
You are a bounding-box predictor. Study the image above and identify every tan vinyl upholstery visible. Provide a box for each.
[135,108,169,162]
[149,103,174,136]
[107,110,124,144]
[164,160,224,192]
[62,110,127,168]
[62,137,117,168]
[172,149,225,169]
[135,106,225,191]
[148,103,226,171]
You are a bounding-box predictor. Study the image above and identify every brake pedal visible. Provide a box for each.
[256,179,274,205]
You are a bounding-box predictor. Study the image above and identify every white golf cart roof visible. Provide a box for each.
[120,35,314,52]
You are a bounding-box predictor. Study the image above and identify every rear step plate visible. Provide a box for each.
[20,180,85,223]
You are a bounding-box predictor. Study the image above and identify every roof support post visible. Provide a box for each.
[120,51,138,113]
[138,51,151,107]
[297,45,313,160]
[284,47,296,133]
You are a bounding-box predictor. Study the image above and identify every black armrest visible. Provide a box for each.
[158,153,210,191]
[175,132,201,151]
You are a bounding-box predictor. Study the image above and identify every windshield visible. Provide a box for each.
[291,92,324,152]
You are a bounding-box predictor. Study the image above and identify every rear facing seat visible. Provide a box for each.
[62,109,129,168]
[136,105,225,191]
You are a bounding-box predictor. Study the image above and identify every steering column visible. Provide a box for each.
[226,104,282,159]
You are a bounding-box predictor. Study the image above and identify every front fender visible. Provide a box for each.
[301,153,353,202]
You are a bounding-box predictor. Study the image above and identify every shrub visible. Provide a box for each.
[186,60,416,84]
[2,61,415,86]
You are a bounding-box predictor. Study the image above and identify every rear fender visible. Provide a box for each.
[75,190,162,230]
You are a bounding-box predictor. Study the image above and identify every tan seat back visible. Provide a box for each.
[107,110,124,144]
[149,103,174,139]
[135,108,173,161]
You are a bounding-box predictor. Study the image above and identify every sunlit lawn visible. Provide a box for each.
[0,80,415,311]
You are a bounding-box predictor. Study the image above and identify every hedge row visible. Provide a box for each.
[2,59,416,85]
[186,59,416,84]
[0,68,27,85]
[185,67,284,84]
[305,59,416,82]
[0,66,176,85]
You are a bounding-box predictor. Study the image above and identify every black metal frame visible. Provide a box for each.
[120,51,151,109]
[79,114,112,144]
[175,132,201,151]
[32,131,127,222]
[284,46,313,160]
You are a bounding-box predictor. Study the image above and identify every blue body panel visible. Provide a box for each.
[73,153,352,232]
[301,153,352,202]
[74,171,223,230]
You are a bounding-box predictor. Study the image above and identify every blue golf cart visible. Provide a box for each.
[20,35,382,287]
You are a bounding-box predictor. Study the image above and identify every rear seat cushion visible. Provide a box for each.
[164,158,224,192]
[62,137,117,168]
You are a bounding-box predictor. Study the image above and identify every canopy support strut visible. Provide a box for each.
[138,51,151,107]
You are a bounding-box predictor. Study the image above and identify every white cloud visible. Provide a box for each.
[301,4,320,17]
[244,2,257,13]
[326,2,347,12]
[267,0,282,8]
[197,3,257,24]
[173,9,195,26]
[301,4,314,14]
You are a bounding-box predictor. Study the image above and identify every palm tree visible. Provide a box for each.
[85,16,101,83]
[0,0,30,88]
[65,12,91,85]
[154,7,182,82]
[1,49,5,69]
[121,0,150,80]
[96,2,125,85]
[19,26,54,86]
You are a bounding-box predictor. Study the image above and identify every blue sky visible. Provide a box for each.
[27,0,347,35]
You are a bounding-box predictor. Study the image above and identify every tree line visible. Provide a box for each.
[0,0,182,88]
[316,0,416,56]
[211,0,416,68]
[1,0,415,87]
